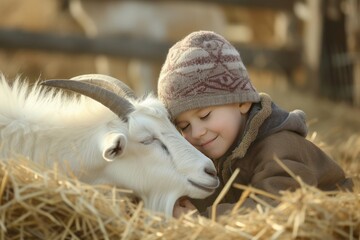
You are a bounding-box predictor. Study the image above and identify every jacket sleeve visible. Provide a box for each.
[203,159,315,217]
[250,158,318,195]
[248,130,353,194]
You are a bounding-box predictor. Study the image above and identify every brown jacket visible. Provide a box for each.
[191,93,353,216]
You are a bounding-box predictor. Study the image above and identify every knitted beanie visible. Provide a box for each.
[158,30,260,119]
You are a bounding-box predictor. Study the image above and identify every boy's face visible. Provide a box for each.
[175,103,251,160]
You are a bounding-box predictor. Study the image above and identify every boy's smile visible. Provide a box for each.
[200,136,218,148]
[175,102,251,160]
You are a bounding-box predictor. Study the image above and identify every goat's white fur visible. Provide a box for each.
[0,75,219,217]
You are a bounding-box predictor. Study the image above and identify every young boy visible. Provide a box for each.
[157,31,353,218]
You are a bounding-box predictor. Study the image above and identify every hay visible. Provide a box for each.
[0,158,162,239]
[0,135,359,239]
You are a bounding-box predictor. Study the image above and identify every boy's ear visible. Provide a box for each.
[239,102,252,114]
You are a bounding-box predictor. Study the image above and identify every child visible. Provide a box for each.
[157,31,353,218]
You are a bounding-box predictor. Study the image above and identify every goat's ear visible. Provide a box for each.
[102,133,127,161]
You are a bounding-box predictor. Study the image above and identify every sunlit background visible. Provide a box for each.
[0,0,359,142]
[1,2,360,237]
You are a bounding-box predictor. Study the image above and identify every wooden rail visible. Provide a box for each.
[60,0,302,11]
[166,0,301,10]
[0,28,300,72]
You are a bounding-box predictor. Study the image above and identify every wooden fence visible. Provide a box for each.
[0,0,358,106]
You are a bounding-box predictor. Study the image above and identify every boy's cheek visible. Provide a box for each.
[182,134,193,143]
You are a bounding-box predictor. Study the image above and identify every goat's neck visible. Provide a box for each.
[0,118,106,178]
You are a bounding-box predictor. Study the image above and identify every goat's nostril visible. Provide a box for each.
[204,167,217,177]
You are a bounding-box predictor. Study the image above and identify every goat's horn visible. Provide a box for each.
[70,74,137,99]
[41,79,134,118]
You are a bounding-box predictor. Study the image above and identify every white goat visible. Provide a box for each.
[0,74,219,217]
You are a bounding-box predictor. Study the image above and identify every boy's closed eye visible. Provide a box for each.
[177,123,189,131]
[200,111,211,120]
[176,110,212,131]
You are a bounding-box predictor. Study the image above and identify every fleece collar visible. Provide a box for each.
[218,93,308,183]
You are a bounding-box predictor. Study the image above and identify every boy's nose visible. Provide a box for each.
[191,124,206,139]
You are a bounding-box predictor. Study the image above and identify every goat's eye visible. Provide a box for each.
[141,137,154,145]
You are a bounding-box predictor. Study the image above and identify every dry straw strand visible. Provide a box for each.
[211,168,240,222]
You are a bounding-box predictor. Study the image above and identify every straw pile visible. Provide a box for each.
[0,135,359,240]
[0,158,164,240]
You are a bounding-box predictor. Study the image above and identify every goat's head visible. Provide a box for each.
[41,74,219,216]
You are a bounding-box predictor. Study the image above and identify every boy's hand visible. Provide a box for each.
[173,197,197,218]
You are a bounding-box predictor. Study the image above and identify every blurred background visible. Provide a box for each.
[0,0,360,143]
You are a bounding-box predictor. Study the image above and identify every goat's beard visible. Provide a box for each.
[143,192,180,218]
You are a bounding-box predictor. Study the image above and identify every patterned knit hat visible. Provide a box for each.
[158,30,260,119]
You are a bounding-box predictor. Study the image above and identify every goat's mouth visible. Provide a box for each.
[188,179,219,193]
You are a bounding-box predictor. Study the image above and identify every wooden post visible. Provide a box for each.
[347,0,360,106]
[355,58,360,107]
[318,0,353,102]
[303,0,323,93]
[304,0,354,103]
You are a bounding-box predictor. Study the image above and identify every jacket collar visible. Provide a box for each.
[229,93,273,160]
[218,93,308,184]
[216,93,272,183]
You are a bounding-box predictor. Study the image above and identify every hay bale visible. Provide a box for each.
[0,134,359,239]
[0,158,162,239]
